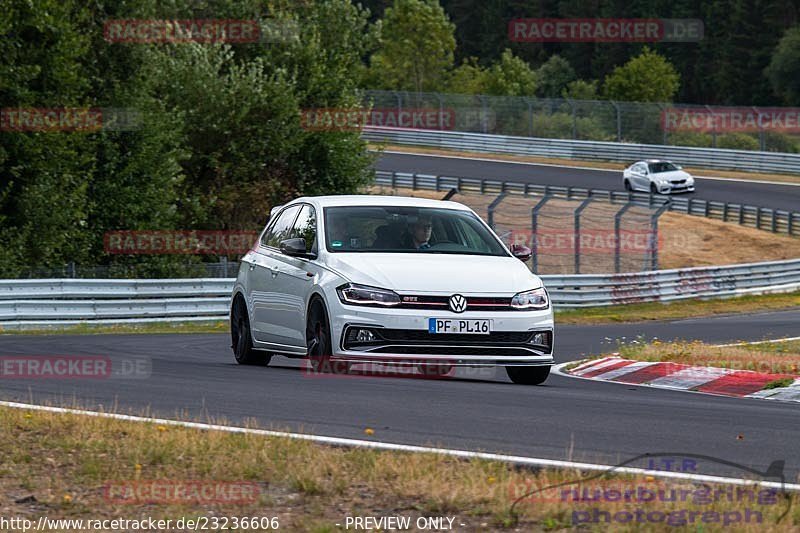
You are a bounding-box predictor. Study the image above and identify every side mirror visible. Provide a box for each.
[511,244,532,262]
[280,238,310,257]
[675,165,683,170]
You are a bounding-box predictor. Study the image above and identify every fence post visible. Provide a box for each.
[790,212,796,236]
[650,200,671,271]
[526,97,534,137]
[436,93,445,131]
[487,192,507,230]
[68,261,76,279]
[441,188,459,201]
[479,95,488,134]
[756,208,762,230]
[722,202,729,222]
[738,206,745,225]
[610,100,621,142]
[771,210,777,233]
[574,198,593,274]
[566,98,577,139]
[411,173,417,190]
[531,195,553,273]
[614,201,635,273]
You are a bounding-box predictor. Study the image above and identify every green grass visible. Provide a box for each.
[0,320,228,336]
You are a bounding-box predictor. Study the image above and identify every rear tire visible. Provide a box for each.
[231,297,271,365]
[506,365,550,385]
[306,299,350,374]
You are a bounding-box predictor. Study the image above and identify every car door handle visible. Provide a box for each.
[248,263,256,271]
[271,265,280,278]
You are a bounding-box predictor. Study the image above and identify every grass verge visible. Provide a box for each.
[606,339,800,377]
[1,405,797,531]
[0,321,228,336]
[554,290,800,325]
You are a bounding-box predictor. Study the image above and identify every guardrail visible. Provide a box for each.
[364,126,800,175]
[1,259,798,326]
[374,170,800,236]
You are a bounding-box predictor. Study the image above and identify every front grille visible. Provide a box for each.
[670,179,686,184]
[396,294,512,311]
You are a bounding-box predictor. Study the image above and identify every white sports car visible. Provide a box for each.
[623,160,695,194]
[230,195,555,385]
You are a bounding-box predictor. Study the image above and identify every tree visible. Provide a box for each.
[481,49,537,96]
[368,0,456,92]
[535,55,576,98]
[603,47,680,102]
[562,80,599,100]
[766,26,800,105]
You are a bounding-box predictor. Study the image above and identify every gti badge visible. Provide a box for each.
[448,294,467,313]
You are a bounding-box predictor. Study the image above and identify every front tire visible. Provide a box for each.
[650,183,659,195]
[306,299,349,374]
[506,365,550,385]
[231,297,271,365]
[624,179,632,192]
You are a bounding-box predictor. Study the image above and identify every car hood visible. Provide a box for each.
[653,170,692,181]
[325,253,543,294]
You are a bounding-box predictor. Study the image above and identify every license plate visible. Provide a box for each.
[428,318,491,335]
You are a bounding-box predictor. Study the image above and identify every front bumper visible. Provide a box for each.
[656,182,695,194]
[328,299,555,366]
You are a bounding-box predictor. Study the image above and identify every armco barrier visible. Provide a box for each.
[1,258,798,326]
[373,170,800,236]
[363,126,800,175]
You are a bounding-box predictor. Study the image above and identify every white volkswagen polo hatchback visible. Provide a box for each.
[231,195,554,384]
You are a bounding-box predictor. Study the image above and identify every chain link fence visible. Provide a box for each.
[361,90,800,153]
[7,260,240,280]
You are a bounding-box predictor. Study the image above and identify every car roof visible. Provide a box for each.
[287,195,471,210]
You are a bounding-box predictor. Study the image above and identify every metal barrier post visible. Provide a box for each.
[650,200,671,271]
[614,201,635,273]
[531,194,553,273]
[574,198,593,274]
[487,192,507,229]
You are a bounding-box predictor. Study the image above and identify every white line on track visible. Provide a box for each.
[714,336,800,347]
[379,150,800,187]
[2,399,799,492]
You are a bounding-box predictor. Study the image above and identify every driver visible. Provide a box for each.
[401,216,432,250]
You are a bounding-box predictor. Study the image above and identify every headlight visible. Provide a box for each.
[510,287,549,310]
[337,283,401,307]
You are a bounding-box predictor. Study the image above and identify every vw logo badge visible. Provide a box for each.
[448,294,467,313]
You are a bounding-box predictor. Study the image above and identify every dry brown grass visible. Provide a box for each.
[613,339,800,376]
[1,405,798,531]
[366,185,800,272]
[373,144,800,185]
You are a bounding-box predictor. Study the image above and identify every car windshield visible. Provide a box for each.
[648,162,679,173]
[323,206,508,256]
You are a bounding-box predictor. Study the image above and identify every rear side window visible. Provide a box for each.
[261,205,301,248]
[289,204,317,253]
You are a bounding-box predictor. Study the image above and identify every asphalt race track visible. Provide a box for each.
[375,152,800,212]
[2,308,799,480]
[2,154,798,483]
